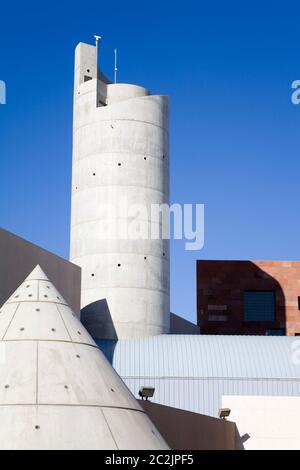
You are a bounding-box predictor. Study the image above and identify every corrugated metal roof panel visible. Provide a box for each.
[97,335,300,379]
[120,377,300,418]
[96,335,300,417]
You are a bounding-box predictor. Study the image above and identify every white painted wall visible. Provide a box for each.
[222,395,300,450]
[70,43,170,339]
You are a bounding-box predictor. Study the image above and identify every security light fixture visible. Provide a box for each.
[139,386,155,401]
[218,408,231,420]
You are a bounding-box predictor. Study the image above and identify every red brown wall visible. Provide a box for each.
[197,260,300,336]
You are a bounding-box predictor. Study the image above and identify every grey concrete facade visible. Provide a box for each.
[0,227,81,316]
[82,310,199,341]
[170,312,200,335]
[141,401,236,450]
[0,265,169,450]
[70,42,170,339]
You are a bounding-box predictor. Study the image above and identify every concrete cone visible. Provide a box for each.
[0,265,169,450]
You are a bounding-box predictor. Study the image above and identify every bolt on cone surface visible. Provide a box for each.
[0,265,169,450]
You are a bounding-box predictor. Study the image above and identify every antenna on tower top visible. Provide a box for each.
[94,35,102,68]
[94,35,102,107]
[114,48,118,84]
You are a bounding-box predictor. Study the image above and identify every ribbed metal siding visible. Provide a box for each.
[96,335,300,417]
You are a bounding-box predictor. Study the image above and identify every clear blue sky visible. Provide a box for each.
[1,1,300,323]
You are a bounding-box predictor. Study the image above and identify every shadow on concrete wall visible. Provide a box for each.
[198,260,286,335]
[235,429,251,450]
[81,299,118,340]
[241,261,286,334]
[140,400,237,450]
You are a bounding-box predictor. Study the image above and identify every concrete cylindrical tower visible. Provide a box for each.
[70,42,170,339]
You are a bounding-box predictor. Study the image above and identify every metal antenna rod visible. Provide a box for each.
[94,35,102,107]
[114,48,118,84]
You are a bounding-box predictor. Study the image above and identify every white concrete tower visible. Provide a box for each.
[0,266,169,449]
[70,42,170,339]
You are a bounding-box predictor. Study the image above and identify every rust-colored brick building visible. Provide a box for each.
[197,260,300,336]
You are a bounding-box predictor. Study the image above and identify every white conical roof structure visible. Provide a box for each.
[0,266,168,450]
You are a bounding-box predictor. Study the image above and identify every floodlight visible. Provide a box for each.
[218,407,231,419]
[138,386,155,401]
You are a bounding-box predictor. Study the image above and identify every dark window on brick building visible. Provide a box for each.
[243,290,275,322]
[298,297,300,310]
